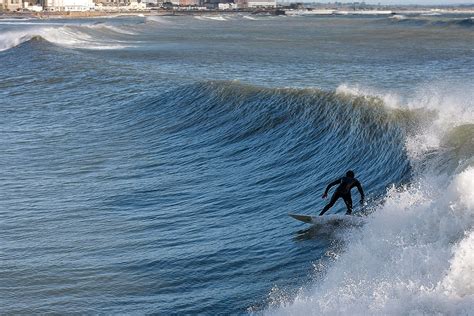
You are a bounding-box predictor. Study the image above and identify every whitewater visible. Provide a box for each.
[0,14,472,315]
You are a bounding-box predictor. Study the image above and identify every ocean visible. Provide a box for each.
[0,13,473,314]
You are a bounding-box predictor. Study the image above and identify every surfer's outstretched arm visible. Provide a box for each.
[322,179,341,198]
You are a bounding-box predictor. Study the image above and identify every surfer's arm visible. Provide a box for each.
[356,181,365,203]
[323,179,341,197]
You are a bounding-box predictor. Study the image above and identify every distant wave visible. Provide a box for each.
[389,14,407,20]
[0,23,136,52]
[145,16,172,24]
[194,15,229,22]
[421,12,442,16]
[87,23,138,35]
[389,15,474,28]
[242,15,257,20]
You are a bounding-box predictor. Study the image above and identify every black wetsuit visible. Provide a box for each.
[319,176,364,216]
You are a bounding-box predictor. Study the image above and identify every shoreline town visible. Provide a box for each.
[1,0,474,18]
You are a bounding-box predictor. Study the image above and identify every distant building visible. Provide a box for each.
[3,0,23,11]
[95,0,130,7]
[217,2,236,10]
[143,0,163,6]
[179,0,199,6]
[24,1,43,10]
[128,0,145,9]
[246,0,275,8]
[43,0,94,11]
[95,0,146,10]
[235,0,276,8]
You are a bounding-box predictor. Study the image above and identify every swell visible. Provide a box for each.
[389,15,474,28]
[124,81,421,201]
[132,81,473,199]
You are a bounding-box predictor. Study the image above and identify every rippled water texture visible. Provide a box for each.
[0,14,473,314]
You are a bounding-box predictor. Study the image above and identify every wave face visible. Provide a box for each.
[147,81,413,195]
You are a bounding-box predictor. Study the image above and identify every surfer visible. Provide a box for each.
[319,170,364,216]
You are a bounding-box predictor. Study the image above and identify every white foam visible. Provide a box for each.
[0,25,131,52]
[440,230,474,298]
[421,12,442,16]
[405,84,474,162]
[390,14,407,20]
[335,83,402,109]
[336,83,474,160]
[242,15,257,20]
[146,15,172,24]
[195,15,228,21]
[268,168,474,315]
[87,23,137,35]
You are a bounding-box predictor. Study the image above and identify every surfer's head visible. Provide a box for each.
[346,170,355,178]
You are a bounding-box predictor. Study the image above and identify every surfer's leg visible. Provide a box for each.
[343,194,353,215]
[319,192,340,216]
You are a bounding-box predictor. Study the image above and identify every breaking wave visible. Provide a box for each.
[194,15,229,21]
[239,81,474,315]
[388,15,474,28]
[0,23,136,52]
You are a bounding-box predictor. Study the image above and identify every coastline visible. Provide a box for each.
[0,9,275,19]
[1,7,474,20]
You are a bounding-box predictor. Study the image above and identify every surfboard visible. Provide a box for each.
[289,213,365,225]
[288,214,314,223]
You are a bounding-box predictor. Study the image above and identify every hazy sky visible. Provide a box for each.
[284,0,474,4]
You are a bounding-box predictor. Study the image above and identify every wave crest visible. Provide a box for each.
[0,24,134,52]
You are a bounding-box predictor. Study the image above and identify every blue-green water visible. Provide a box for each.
[1,14,473,314]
